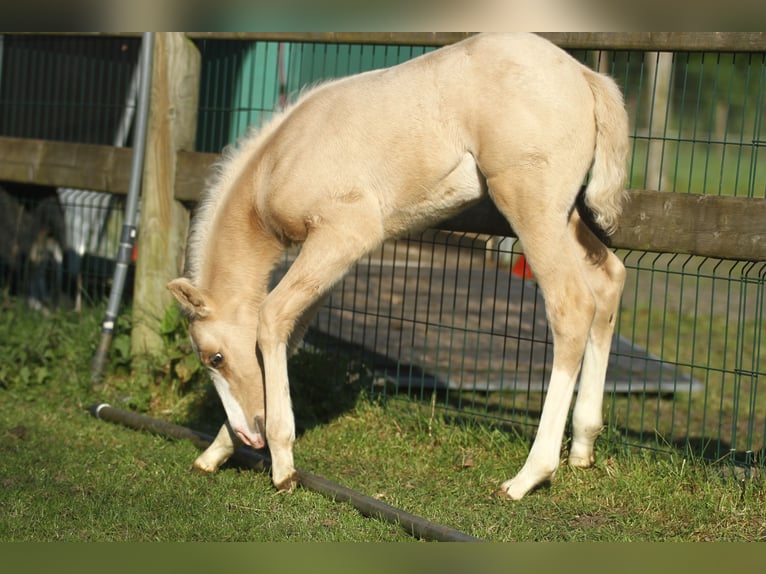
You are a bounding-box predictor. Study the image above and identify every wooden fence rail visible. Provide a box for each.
[11,31,766,51]
[185,32,766,52]
[2,136,764,262]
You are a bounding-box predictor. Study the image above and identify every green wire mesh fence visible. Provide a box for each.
[0,35,139,307]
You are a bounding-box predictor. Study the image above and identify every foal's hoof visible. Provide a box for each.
[568,454,595,469]
[497,479,528,501]
[191,460,218,474]
[568,440,597,468]
[567,445,596,468]
[498,469,554,501]
[274,471,300,493]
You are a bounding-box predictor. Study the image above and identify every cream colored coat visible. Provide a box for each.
[169,32,629,501]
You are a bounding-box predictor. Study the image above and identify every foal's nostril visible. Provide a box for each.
[236,429,266,450]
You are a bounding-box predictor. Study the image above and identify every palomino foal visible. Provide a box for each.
[168,32,629,500]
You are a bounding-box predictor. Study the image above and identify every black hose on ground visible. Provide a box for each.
[88,403,484,542]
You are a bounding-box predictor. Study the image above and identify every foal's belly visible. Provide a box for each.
[381,153,487,237]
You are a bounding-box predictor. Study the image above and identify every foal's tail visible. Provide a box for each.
[581,68,630,236]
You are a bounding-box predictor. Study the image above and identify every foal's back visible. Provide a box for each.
[254,33,599,242]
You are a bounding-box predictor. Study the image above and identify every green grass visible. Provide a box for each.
[610,303,765,456]
[628,131,765,197]
[1,300,765,542]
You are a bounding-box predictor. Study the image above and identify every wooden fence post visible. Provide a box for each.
[131,33,200,359]
[644,51,673,191]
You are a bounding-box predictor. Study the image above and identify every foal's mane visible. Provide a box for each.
[184,104,295,283]
[184,76,364,283]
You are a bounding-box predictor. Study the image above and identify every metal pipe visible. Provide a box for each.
[91,32,155,384]
[88,403,484,542]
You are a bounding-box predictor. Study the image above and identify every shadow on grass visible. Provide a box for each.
[178,325,763,478]
[178,344,368,443]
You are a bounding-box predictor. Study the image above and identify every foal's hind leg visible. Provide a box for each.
[488,178,596,501]
[568,213,625,468]
[256,218,383,491]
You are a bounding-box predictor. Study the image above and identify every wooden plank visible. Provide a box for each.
[3,143,764,261]
[7,32,766,52]
[0,136,132,194]
[186,32,474,47]
[185,32,766,52]
[438,191,766,261]
[538,32,766,52]
[173,151,766,261]
[610,190,766,261]
[174,150,218,202]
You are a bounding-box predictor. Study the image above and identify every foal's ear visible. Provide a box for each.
[166,278,212,319]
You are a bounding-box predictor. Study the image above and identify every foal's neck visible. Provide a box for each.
[200,192,283,315]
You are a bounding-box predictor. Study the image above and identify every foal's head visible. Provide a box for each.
[167,277,267,450]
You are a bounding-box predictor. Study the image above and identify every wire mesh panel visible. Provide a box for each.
[595,48,765,462]
[0,179,129,309]
[0,182,66,308]
[0,35,140,308]
[193,39,434,152]
[0,35,141,145]
[617,50,766,198]
[613,251,765,463]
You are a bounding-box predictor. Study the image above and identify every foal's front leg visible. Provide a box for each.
[257,333,299,491]
[257,220,382,491]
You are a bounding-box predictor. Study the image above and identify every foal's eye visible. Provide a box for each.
[209,353,224,369]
